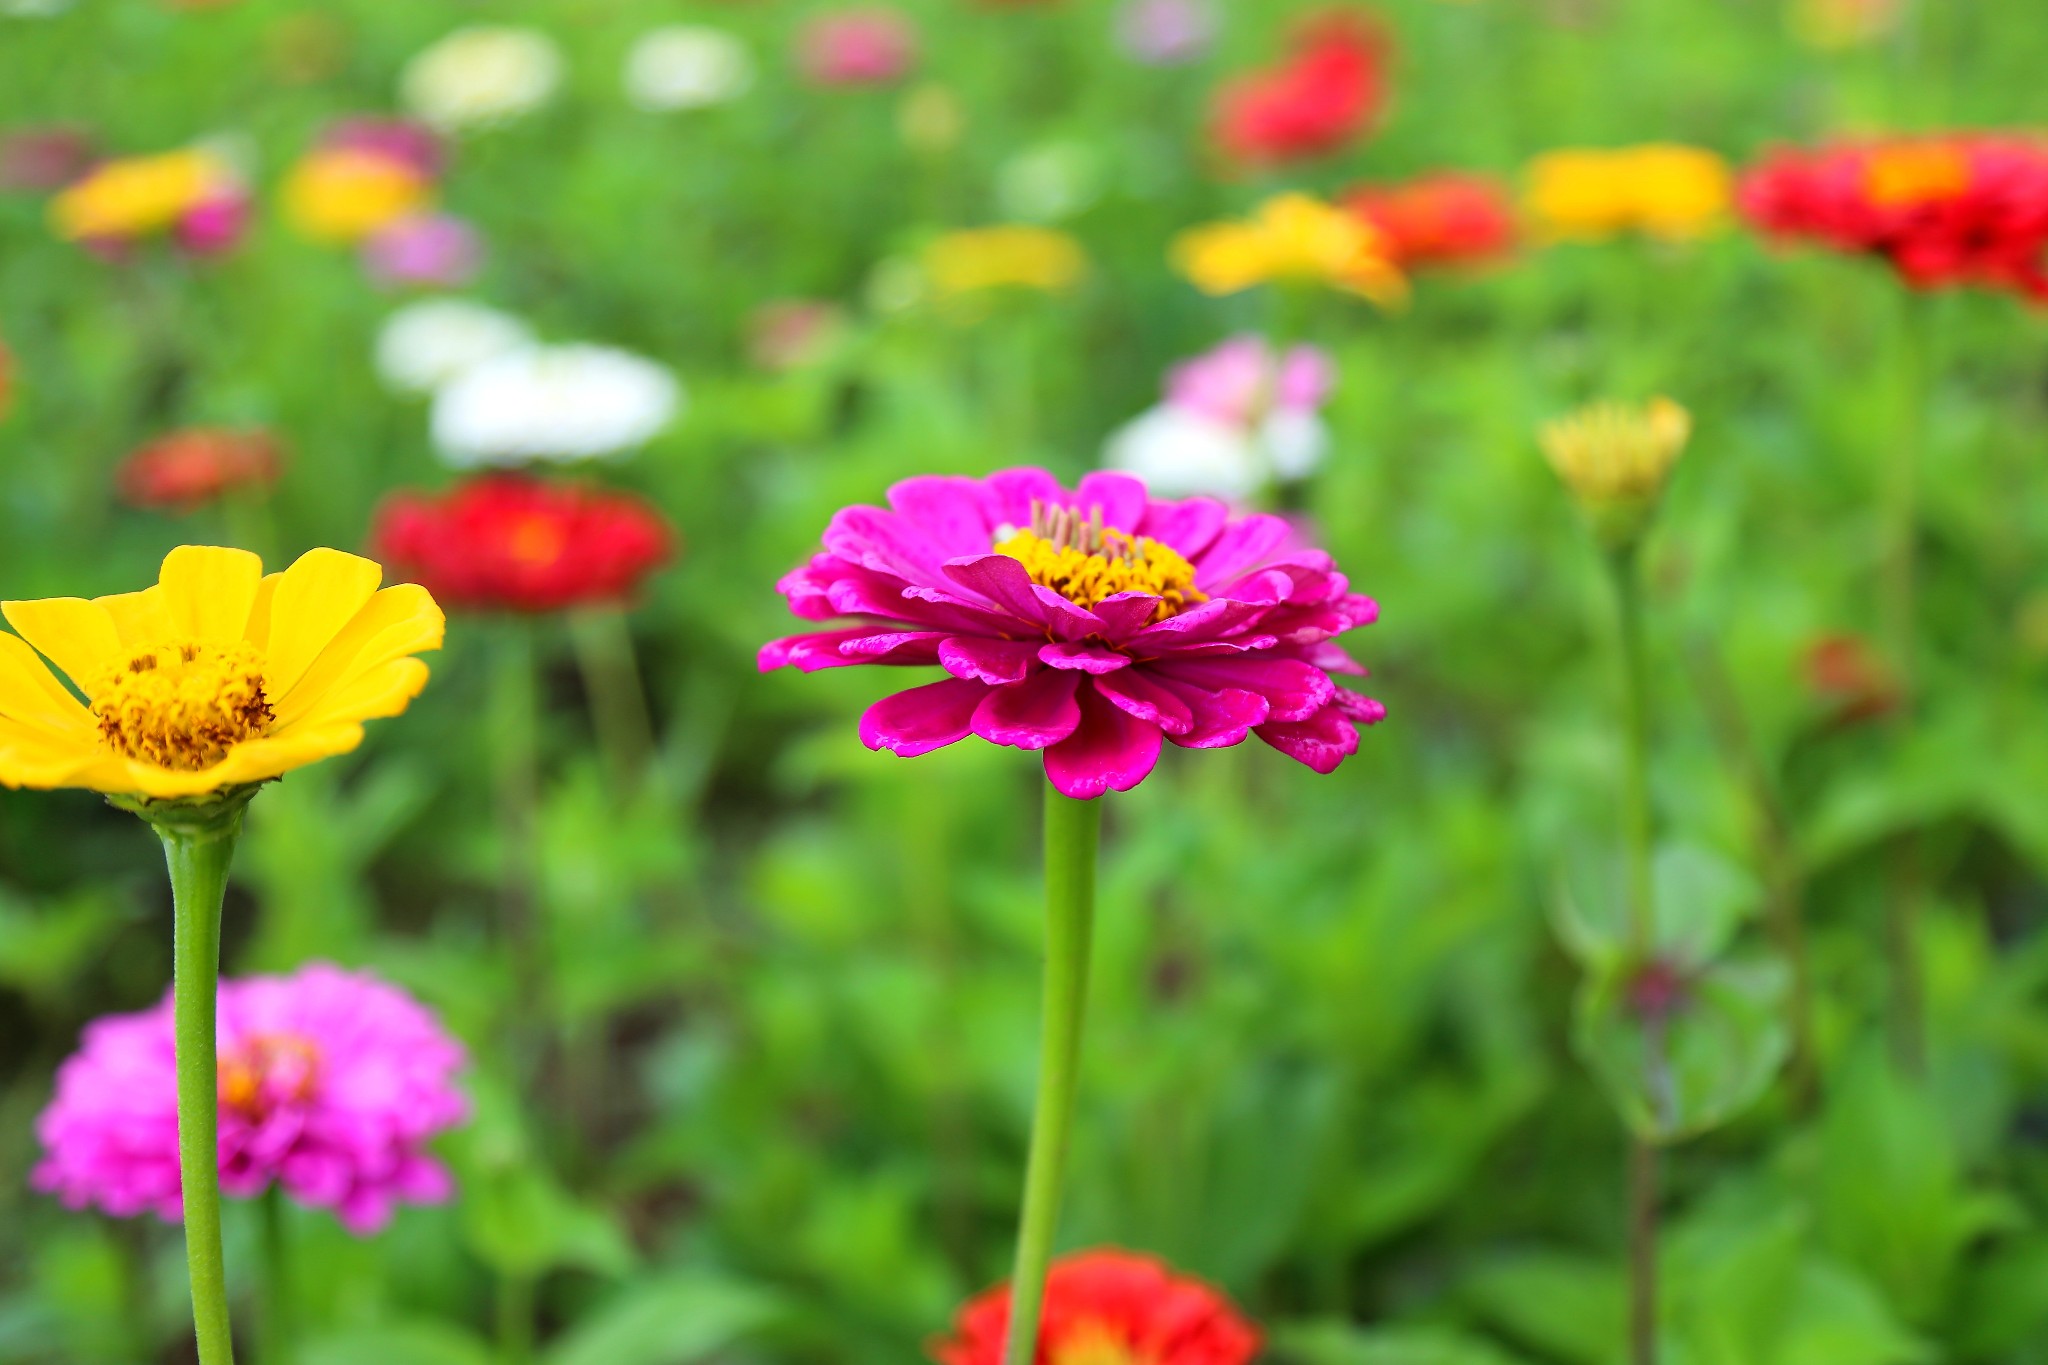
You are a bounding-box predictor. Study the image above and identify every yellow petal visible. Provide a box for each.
[0,718,107,790]
[212,725,366,788]
[274,584,444,729]
[158,546,265,644]
[0,598,124,696]
[95,587,179,648]
[242,575,280,652]
[0,633,95,739]
[276,657,430,735]
[263,550,385,702]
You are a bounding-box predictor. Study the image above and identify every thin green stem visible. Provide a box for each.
[567,607,656,794]
[1628,1134,1659,1365]
[1611,547,1654,955]
[261,1186,294,1365]
[159,811,245,1365]
[1000,786,1102,1365]
[497,1273,535,1365]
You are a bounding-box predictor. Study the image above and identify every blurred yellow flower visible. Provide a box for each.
[1172,193,1406,305]
[0,546,444,800]
[50,149,233,242]
[1524,145,1732,243]
[1539,397,1691,545]
[924,226,1086,296]
[284,148,433,244]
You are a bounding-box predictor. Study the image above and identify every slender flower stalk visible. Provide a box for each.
[157,797,253,1365]
[261,1187,295,1365]
[568,607,656,791]
[1002,788,1101,1365]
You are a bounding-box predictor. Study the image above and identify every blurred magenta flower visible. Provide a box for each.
[761,468,1383,798]
[0,124,95,192]
[34,964,467,1235]
[364,213,483,288]
[798,8,919,87]
[1114,0,1217,66]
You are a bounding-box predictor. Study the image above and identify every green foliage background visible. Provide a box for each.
[3,1,2048,1362]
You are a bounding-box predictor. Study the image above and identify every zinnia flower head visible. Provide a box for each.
[761,468,1383,799]
[924,226,1087,297]
[798,8,919,88]
[1211,10,1388,168]
[401,26,564,132]
[623,26,756,111]
[1173,192,1406,305]
[932,1249,1261,1365]
[49,147,248,253]
[117,427,285,511]
[1106,337,1335,499]
[374,297,534,395]
[429,343,682,466]
[283,145,434,245]
[1737,134,2048,301]
[1539,397,1691,548]
[33,963,467,1235]
[1344,171,1517,270]
[0,545,444,799]
[1525,144,1732,243]
[1115,0,1217,66]
[372,473,675,614]
[363,213,483,289]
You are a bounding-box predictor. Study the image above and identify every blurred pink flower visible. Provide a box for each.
[173,190,252,256]
[321,116,445,180]
[1115,0,1217,66]
[1166,335,1333,426]
[34,964,468,1235]
[798,8,919,87]
[761,468,1383,798]
[364,213,483,287]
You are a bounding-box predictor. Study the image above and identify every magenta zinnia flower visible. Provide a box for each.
[760,468,1384,797]
[33,963,467,1235]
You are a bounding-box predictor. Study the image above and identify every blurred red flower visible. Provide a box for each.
[117,427,284,510]
[372,473,674,613]
[1803,633,1901,725]
[1212,11,1388,168]
[1343,171,1517,269]
[931,1250,1260,1365]
[1739,134,2048,301]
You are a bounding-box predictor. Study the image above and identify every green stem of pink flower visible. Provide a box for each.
[158,807,246,1365]
[1000,786,1101,1365]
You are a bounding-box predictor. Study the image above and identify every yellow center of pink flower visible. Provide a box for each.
[1864,144,1971,207]
[93,641,272,771]
[218,1032,321,1117]
[993,501,1206,622]
[1052,1322,1150,1365]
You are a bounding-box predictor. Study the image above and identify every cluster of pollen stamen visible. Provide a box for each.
[217,1032,322,1118]
[92,640,273,771]
[992,500,1207,622]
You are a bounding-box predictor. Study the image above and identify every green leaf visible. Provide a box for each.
[542,1273,783,1365]
[461,1164,636,1280]
[1272,1319,1530,1365]
[1460,1252,1624,1365]
[300,1321,496,1365]
[1575,956,1788,1142]
[1553,842,1760,970]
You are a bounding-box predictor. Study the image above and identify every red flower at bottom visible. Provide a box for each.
[932,1250,1260,1365]
[372,473,674,613]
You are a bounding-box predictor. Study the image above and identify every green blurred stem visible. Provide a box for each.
[158,810,245,1365]
[1628,1134,1660,1365]
[261,1187,294,1365]
[1610,547,1654,954]
[497,1273,535,1365]
[1000,787,1102,1365]
[1882,301,1930,1077]
[568,607,656,793]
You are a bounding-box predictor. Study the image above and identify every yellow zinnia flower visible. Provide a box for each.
[51,149,232,242]
[1539,397,1692,548]
[1172,193,1407,305]
[283,148,433,244]
[924,226,1087,296]
[0,546,444,800]
[1524,145,1731,243]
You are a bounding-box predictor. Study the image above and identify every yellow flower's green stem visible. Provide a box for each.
[158,809,246,1365]
[1000,786,1101,1365]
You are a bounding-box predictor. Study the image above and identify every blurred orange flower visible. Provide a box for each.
[1524,144,1732,242]
[117,428,285,511]
[1173,192,1406,303]
[284,148,432,244]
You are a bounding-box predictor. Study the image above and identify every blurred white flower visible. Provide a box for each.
[430,344,681,465]
[1103,336,1336,499]
[0,0,74,18]
[401,27,563,132]
[996,142,1105,224]
[624,26,755,112]
[375,299,534,395]
[1104,407,1265,501]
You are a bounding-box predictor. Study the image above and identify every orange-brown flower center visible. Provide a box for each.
[218,1032,322,1118]
[1864,144,1970,207]
[92,641,272,771]
[993,500,1207,623]
[506,514,569,567]
[1051,1322,1152,1365]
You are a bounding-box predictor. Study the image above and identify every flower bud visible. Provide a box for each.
[1539,397,1691,549]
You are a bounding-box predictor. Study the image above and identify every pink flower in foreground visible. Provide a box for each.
[760,468,1384,798]
[34,964,467,1235]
